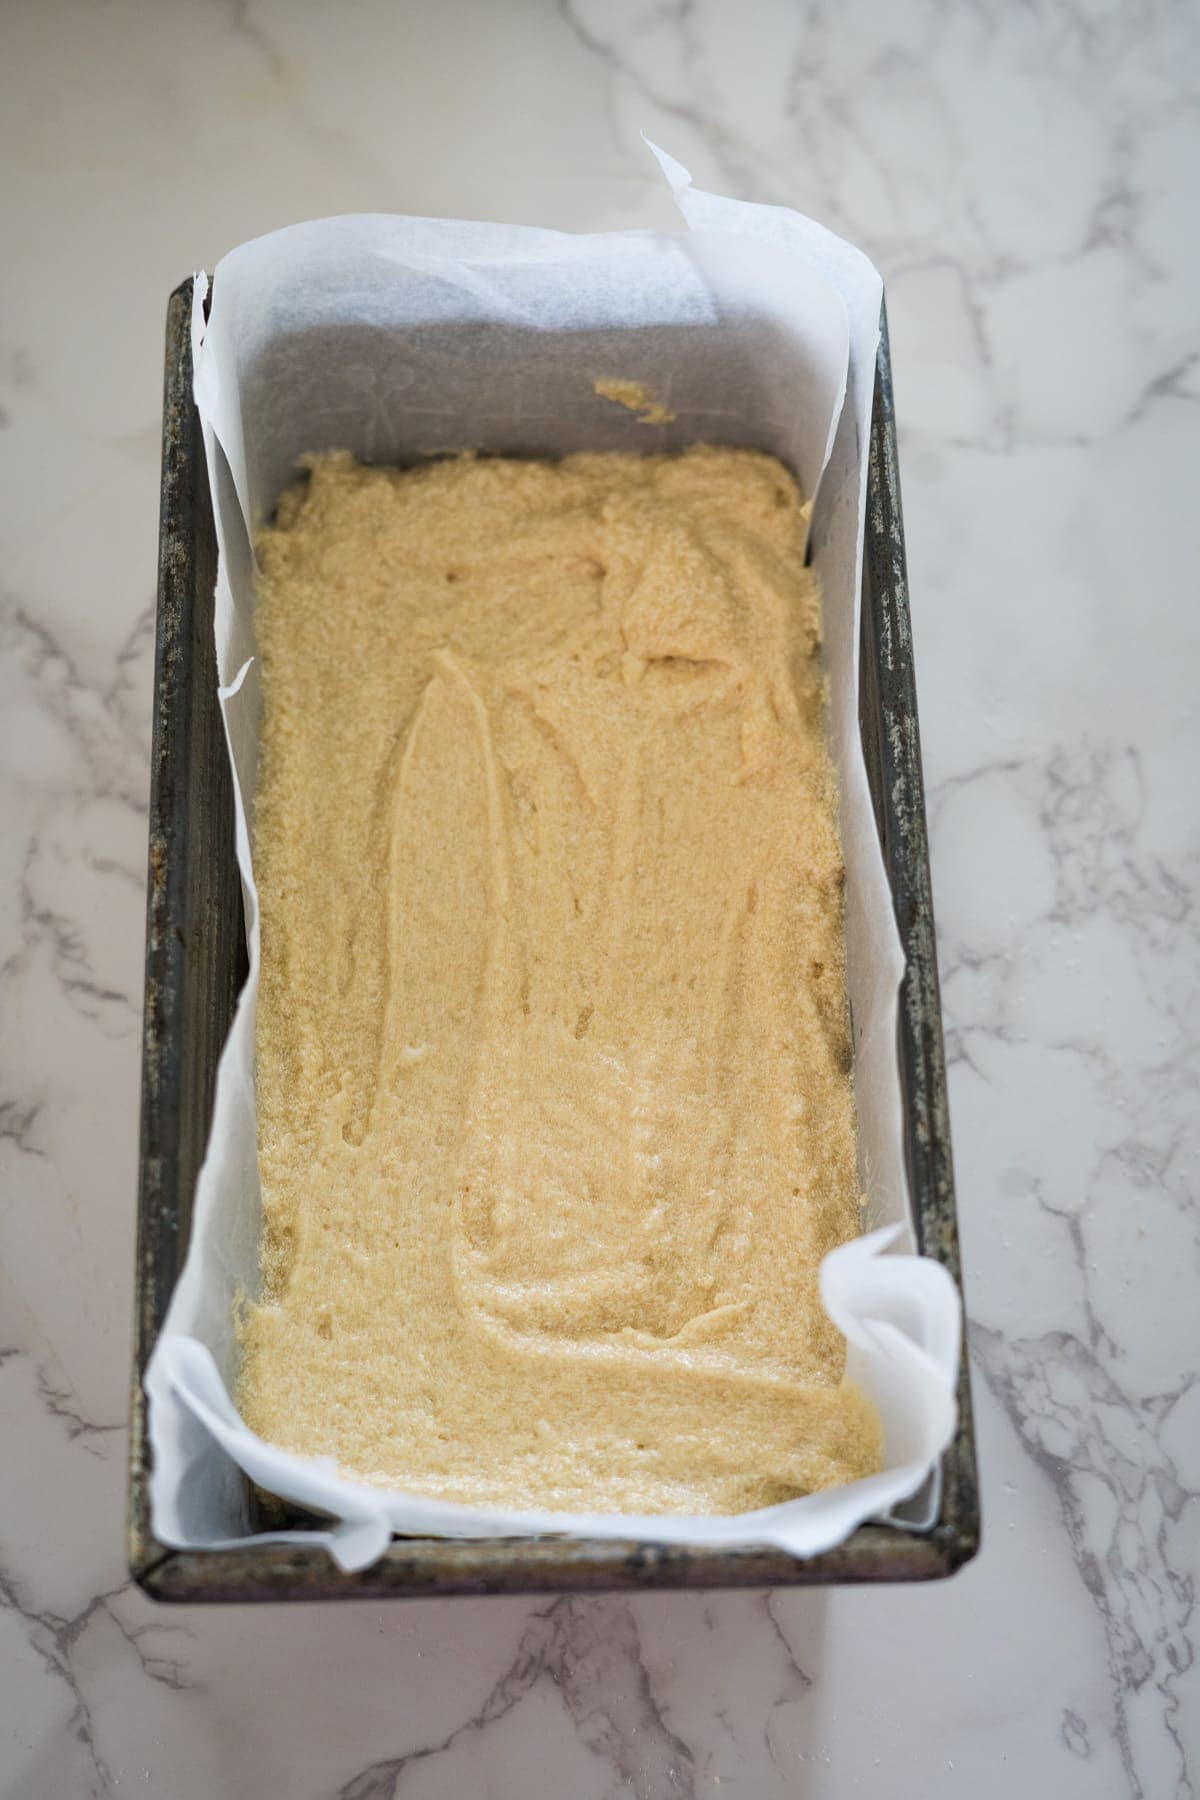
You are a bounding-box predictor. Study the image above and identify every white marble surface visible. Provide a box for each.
[2,1,1197,1795]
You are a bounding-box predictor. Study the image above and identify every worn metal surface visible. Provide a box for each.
[863,308,980,1565]
[128,282,246,1582]
[129,286,979,1601]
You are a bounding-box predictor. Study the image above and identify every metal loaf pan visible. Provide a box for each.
[129,279,980,1601]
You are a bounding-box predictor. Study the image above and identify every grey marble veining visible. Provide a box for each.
[1,1,1197,1795]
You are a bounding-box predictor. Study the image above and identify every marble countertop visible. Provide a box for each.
[3,1,1197,1795]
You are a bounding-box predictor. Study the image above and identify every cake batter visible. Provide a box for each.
[241,446,882,1511]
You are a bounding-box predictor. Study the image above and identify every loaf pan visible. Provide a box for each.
[129,279,980,1601]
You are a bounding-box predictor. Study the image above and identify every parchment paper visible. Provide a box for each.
[145,150,961,1573]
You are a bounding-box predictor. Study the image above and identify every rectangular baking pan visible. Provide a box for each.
[129,279,980,1601]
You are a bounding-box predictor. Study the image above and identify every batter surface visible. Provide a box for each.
[241,446,882,1512]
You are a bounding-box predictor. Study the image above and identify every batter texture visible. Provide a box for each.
[241,446,882,1512]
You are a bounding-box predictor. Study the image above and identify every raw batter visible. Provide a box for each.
[241,446,882,1512]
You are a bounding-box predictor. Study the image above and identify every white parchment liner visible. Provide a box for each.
[145,150,960,1573]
